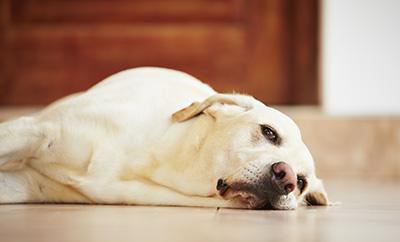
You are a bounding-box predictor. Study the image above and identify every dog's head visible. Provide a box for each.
[172,94,328,210]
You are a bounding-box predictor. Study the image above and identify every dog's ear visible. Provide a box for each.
[304,178,329,206]
[171,94,255,122]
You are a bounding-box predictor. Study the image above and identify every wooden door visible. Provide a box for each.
[0,0,319,105]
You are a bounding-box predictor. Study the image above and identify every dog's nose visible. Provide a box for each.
[271,162,296,195]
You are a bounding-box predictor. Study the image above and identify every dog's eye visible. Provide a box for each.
[297,176,307,193]
[261,125,280,144]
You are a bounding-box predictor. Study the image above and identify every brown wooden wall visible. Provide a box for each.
[0,0,319,105]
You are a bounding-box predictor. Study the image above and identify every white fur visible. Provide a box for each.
[0,67,326,209]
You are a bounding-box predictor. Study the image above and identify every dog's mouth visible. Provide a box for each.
[216,178,295,210]
[216,178,230,196]
[216,178,268,209]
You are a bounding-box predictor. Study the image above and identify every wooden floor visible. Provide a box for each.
[1,180,399,242]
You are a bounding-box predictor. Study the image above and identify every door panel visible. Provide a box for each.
[0,0,319,105]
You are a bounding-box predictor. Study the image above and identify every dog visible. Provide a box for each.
[0,67,328,209]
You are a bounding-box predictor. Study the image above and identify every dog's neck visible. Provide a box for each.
[148,114,219,196]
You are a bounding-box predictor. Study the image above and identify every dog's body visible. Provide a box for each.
[0,67,327,209]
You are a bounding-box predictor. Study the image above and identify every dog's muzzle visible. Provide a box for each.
[216,161,297,209]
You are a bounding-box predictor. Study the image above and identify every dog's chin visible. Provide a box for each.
[218,184,297,210]
[267,194,297,210]
[219,189,264,209]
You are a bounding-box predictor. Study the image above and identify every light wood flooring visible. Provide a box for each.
[1,180,399,242]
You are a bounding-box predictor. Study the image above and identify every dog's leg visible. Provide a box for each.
[0,117,45,171]
[77,179,237,208]
[0,170,32,203]
[0,168,91,204]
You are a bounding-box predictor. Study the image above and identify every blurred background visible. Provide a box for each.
[0,0,319,105]
[0,0,399,180]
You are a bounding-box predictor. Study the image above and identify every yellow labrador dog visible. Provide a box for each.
[0,67,328,209]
